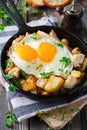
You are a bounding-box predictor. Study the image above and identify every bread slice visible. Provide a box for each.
[27,0,33,5]
[31,0,45,7]
[43,0,71,8]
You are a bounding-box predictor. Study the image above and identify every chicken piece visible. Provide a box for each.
[36,78,48,89]
[21,75,37,92]
[44,76,64,93]
[73,53,85,68]
[5,64,14,74]
[49,29,60,41]
[71,70,81,78]
[72,47,81,54]
[37,30,49,39]
[8,67,21,79]
[63,74,80,89]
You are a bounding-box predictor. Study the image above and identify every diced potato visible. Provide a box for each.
[73,53,85,67]
[21,75,37,91]
[71,70,81,78]
[61,38,69,46]
[49,29,60,41]
[44,76,64,93]
[8,67,21,79]
[63,75,80,89]
[5,64,14,74]
[72,47,81,54]
[36,78,48,89]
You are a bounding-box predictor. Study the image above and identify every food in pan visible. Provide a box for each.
[4,30,87,95]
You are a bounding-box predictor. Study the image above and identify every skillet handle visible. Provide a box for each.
[0,0,30,31]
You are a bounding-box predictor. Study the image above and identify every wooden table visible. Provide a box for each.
[0,1,87,130]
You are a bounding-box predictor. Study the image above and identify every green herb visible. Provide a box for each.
[31,9,43,16]
[60,57,71,67]
[70,106,80,113]
[50,113,56,118]
[9,84,16,92]
[56,43,64,48]
[36,64,43,70]
[5,74,13,80]
[40,71,54,78]
[5,119,12,128]
[0,24,5,30]
[0,1,30,30]
[21,71,28,80]
[5,111,18,128]
[13,79,21,87]
[22,42,25,45]
[5,59,13,68]
[47,127,52,130]
[30,33,37,40]
[58,108,66,120]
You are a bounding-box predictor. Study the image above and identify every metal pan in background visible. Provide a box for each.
[0,0,87,102]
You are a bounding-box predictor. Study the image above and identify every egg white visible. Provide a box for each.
[9,34,73,79]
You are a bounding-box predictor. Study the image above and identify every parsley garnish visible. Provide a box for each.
[5,74,13,80]
[0,24,5,30]
[21,71,28,80]
[5,111,18,128]
[9,84,16,92]
[60,57,71,67]
[58,108,66,120]
[5,59,13,68]
[31,9,43,16]
[40,71,54,78]
[30,33,37,40]
[56,43,64,48]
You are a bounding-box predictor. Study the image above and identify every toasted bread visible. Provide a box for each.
[43,0,71,8]
[31,0,45,7]
[27,0,33,5]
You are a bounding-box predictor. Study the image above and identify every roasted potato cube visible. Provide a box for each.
[61,38,69,46]
[44,76,64,93]
[71,70,81,78]
[73,53,85,67]
[8,67,20,79]
[63,75,80,89]
[36,78,48,89]
[21,75,37,91]
[72,47,81,54]
[49,29,60,41]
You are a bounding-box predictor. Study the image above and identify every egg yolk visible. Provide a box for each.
[16,45,37,62]
[37,42,57,63]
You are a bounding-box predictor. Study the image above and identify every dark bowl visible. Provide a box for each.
[1,26,87,102]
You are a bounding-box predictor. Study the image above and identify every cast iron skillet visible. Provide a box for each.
[0,0,87,102]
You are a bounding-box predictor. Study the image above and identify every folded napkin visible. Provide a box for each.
[0,15,87,122]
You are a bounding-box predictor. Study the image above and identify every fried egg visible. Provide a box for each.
[9,32,73,78]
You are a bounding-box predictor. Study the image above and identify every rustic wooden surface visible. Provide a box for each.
[0,0,87,130]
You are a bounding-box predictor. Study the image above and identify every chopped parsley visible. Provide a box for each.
[40,71,54,78]
[30,32,37,40]
[9,84,16,92]
[5,74,14,80]
[56,43,64,48]
[58,108,66,120]
[60,57,71,67]
[21,71,28,80]
[5,111,18,128]
[0,24,5,30]
[5,59,13,68]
